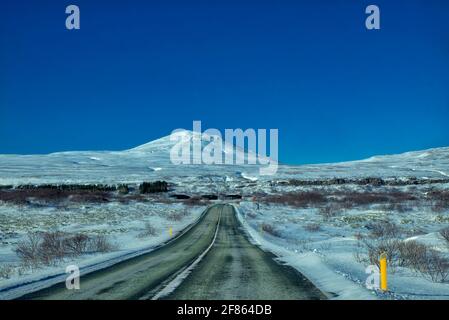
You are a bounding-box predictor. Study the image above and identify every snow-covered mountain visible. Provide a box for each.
[0,130,264,186]
[0,130,448,186]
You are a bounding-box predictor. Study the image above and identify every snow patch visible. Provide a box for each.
[233,205,377,300]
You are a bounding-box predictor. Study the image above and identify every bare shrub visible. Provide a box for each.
[354,246,367,264]
[183,197,210,207]
[40,231,66,264]
[354,232,364,241]
[368,220,402,239]
[15,233,42,266]
[424,249,449,282]
[15,232,114,266]
[427,190,449,202]
[318,205,341,220]
[339,192,389,207]
[318,242,332,251]
[362,238,401,268]
[89,235,114,253]
[397,241,428,269]
[138,223,158,238]
[296,239,312,251]
[304,223,321,232]
[362,238,449,283]
[0,264,14,279]
[260,191,326,208]
[261,223,281,237]
[440,227,449,244]
[428,191,449,213]
[166,210,187,221]
[0,188,112,206]
[331,190,418,211]
[63,234,89,255]
[382,203,413,213]
[258,189,420,212]
[433,201,448,213]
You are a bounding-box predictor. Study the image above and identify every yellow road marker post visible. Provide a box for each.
[169,227,173,237]
[380,252,388,292]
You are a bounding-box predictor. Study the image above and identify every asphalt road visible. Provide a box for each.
[165,204,325,300]
[18,204,325,300]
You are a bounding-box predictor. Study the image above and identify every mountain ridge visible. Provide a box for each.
[0,131,448,185]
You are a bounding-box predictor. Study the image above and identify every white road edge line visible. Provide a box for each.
[150,207,222,300]
[0,206,212,300]
[232,204,376,300]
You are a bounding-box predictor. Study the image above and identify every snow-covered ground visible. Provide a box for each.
[0,131,448,187]
[0,131,448,299]
[236,195,449,300]
[0,201,204,299]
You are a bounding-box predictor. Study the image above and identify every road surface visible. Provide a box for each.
[18,204,326,300]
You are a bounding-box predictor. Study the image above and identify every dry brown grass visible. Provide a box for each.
[0,188,111,205]
[15,232,114,267]
[259,191,326,208]
[257,189,421,212]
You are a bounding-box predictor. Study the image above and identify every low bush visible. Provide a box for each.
[396,240,428,269]
[166,210,188,221]
[139,181,168,194]
[259,191,326,208]
[89,235,114,253]
[433,201,449,213]
[440,227,449,244]
[363,238,401,268]
[261,223,281,237]
[0,188,111,205]
[183,196,210,207]
[368,220,402,239]
[0,264,14,279]
[138,223,158,238]
[15,232,114,267]
[318,204,342,219]
[423,249,449,283]
[257,189,420,212]
[361,238,449,283]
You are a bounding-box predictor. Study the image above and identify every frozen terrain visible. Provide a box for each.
[0,130,448,187]
[0,131,448,299]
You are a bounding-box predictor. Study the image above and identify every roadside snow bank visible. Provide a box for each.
[0,204,205,300]
[233,204,377,300]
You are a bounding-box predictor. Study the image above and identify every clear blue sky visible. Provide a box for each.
[1,0,448,164]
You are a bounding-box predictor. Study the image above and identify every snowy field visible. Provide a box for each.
[0,131,448,187]
[0,198,205,299]
[0,131,448,299]
[236,184,449,299]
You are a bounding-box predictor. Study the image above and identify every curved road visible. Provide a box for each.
[18,204,325,300]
